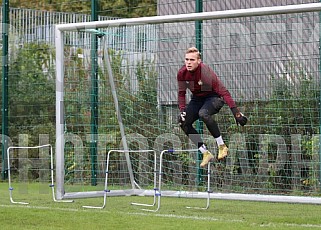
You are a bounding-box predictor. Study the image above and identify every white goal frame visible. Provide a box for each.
[55,3,321,204]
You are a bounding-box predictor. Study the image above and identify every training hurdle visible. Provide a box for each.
[82,149,157,209]
[147,149,212,212]
[84,148,212,212]
[7,144,73,204]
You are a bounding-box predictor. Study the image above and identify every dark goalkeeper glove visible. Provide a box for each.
[178,111,186,126]
[231,107,248,126]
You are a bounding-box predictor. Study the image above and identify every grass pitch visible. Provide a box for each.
[0,182,321,229]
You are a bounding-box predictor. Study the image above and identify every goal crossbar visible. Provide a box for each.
[55,3,321,31]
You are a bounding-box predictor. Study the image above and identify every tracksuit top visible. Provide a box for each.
[177,62,236,112]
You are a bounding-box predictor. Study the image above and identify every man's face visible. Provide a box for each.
[185,52,201,72]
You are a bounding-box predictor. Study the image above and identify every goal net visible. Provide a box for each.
[55,3,321,204]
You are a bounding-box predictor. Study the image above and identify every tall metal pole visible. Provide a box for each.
[90,0,98,186]
[195,0,203,53]
[195,0,204,185]
[2,0,9,180]
[319,0,321,190]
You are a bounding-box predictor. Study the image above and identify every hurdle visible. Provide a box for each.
[7,144,73,204]
[130,150,158,209]
[81,148,212,211]
[147,149,212,212]
[82,149,157,209]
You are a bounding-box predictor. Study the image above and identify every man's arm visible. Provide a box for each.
[203,65,248,126]
[203,65,236,109]
[178,81,187,111]
[177,70,187,111]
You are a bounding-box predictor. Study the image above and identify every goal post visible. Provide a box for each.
[55,3,321,204]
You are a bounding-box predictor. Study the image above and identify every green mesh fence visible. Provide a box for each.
[1,2,321,201]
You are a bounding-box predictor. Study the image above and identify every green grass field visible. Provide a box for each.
[0,182,321,230]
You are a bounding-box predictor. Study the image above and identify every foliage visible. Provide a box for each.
[265,60,319,136]
[8,42,56,146]
[63,47,91,135]
[127,57,160,136]
[100,49,160,139]
[227,58,321,191]
[63,47,160,183]
[4,0,157,17]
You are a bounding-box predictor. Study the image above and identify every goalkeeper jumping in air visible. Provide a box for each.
[177,47,247,167]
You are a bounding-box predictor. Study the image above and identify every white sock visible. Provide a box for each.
[198,144,207,154]
[215,136,224,146]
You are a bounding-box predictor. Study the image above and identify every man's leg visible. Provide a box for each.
[198,97,228,160]
[180,98,204,148]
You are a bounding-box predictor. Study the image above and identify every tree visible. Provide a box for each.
[99,0,157,18]
[1,0,157,17]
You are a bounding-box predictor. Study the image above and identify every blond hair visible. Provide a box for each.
[186,47,201,59]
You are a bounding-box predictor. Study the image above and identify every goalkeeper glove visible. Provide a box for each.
[178,111,186,125]
[231,107,248,126]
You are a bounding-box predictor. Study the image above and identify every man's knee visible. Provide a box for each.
[198,109,211,122]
